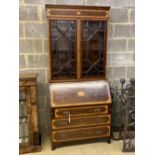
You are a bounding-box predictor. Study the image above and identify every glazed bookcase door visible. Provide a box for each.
[81,20,107,79]
[50,20,77,81]
[19,87,31,146]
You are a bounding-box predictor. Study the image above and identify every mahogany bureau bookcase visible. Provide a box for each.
[45,4,111,150]
[19,74,41,154]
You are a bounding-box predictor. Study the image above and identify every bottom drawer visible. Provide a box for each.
[52,126,110,142]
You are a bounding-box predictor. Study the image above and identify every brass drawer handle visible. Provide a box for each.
[62,111,70,115]
[96,129,103,135]
[94,108,101,112]
[58,121,68,126]
[96,118,103,123]
[59,133,68,139]
[76,11,81,15]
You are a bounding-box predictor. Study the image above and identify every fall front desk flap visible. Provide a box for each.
[50,80,111,107]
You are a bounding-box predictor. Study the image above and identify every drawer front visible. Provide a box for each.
[55,105,109,118]
[47,9,109,19]
[52,115,111,129]
[52,126,110,142]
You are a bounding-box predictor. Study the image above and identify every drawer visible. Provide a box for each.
[55,105,109,118]
[52,126,110,142]
[52,115,111,129]
[47,9,109,19]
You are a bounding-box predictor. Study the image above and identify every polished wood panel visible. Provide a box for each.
[46,5,110,20]
[46,9,109,19]
[45,4,110,10]
[52,126,110,142]
[50,80,111,107]
[55,105,109,118]
[52,115,111,129]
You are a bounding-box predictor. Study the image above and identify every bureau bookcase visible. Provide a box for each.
[45,5,111,150]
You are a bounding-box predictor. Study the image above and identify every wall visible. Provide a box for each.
[19,0,135,135]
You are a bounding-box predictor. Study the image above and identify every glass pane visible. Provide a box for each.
[19,124,29,144]
[19,90,29,145]
[82,21,107,78]
[19,102,27,117]
[50,20,77,80]
[19,91,27,118]
[19,91,26,101]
